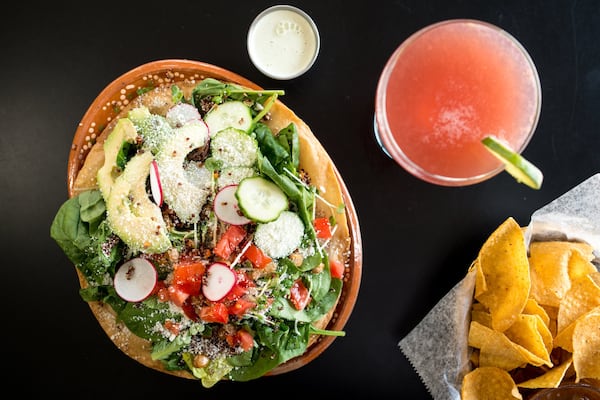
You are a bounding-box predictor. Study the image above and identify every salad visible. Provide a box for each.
[50,77,349,387]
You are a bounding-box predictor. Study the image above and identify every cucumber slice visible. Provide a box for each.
[210,128,258,167]
[216,166,256,189]
[481,135,543,189]
[205,101,253,134]
[236,176,288,222]
[254,211,305,259]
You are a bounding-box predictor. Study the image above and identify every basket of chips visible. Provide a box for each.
[399,173,600,400]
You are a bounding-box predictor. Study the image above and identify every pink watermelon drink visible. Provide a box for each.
[374,19,541,186]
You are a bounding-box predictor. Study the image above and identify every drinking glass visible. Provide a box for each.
[374,19,541,186]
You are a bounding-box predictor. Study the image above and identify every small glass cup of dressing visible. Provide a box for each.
[247,5,320,80]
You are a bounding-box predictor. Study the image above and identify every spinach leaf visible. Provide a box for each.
[254,122,300,175]
[269,297,312,322]
[78,189,106,233]
[152,335,189,361]
[161,353,188,372]
[307,277,343,320]
[269,277,342,323]
[227,322,309,382]
[50,195,90,266]
[226,348,254,367]
[191,78,284,106]
[116,141,137,170]
[227,347,279,381]
[79,284,110,302]
[117,296,177,341]
[298,252,322,273]
[50,191,122,286]
[78,220,122,285]
[306,267,331,302]
[254,123,290,171]
[276,122,300,171]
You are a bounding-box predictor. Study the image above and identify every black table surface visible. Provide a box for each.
[2,0,599,397]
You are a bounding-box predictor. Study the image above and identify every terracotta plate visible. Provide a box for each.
[66,59,363,376]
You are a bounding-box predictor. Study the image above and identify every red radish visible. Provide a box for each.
[149,160,163,206]
[114,258,158,302]
[202,262,237,301]
[214,184,251,225]
[166,103,202,127]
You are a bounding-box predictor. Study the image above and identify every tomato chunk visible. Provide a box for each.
[243,244,272,269]
[225,329,254,352]
[151,280,167,296]
[313,217,332,239]
[225,272,256,301]
[228,298,256,316]
[167,285,190,307]
[172,261,205,296]
[181,300,199,321]
[290,279,311,310]
[199,302,229,324]
[237,329,254,351]
[225,282,248,301]
[329,258,345,279]
[164,320,181,335]
[214,225,246,259]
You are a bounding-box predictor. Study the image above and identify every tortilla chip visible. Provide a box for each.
[554,307,599,355]
[528,241,574,308]
[474,218,530,332]
[534,314,554,355]
[517,357,573,389]
[523,298,550,329]
[566,241,595,261]
[568,249,598,282]
[470,349,480,367]
[557,272,600,333]
[504,314,553,367]
[554,320,576,353]
[468,321,548,370]
[461,367,522,400]
[471,310,492,328]
[572,311,600,381]
[474,260,488,299]
[542,305,559,338]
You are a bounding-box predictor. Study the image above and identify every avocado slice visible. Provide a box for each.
[106,152,170,254]
[97,118,139,200]
[129,106,174,154]
[156,122,211,224]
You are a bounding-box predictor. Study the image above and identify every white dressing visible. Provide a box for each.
[247,6,320,80]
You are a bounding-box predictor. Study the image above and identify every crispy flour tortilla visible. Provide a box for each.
[72,80,351,379]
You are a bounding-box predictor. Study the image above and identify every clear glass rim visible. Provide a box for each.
[374,18,542,186]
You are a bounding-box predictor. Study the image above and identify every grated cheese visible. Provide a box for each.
[156,122,211,224]
[216,167,256,189]
[254,211,305,258]
[210,128,258,167]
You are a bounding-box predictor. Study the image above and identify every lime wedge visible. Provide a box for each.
[482,135,543,189]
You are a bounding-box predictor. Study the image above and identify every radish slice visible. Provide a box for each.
[166,103,202,128]
[114,258,158,302]
[202,262,236,301]
[149,160,163,206]
[214,184,251,225]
